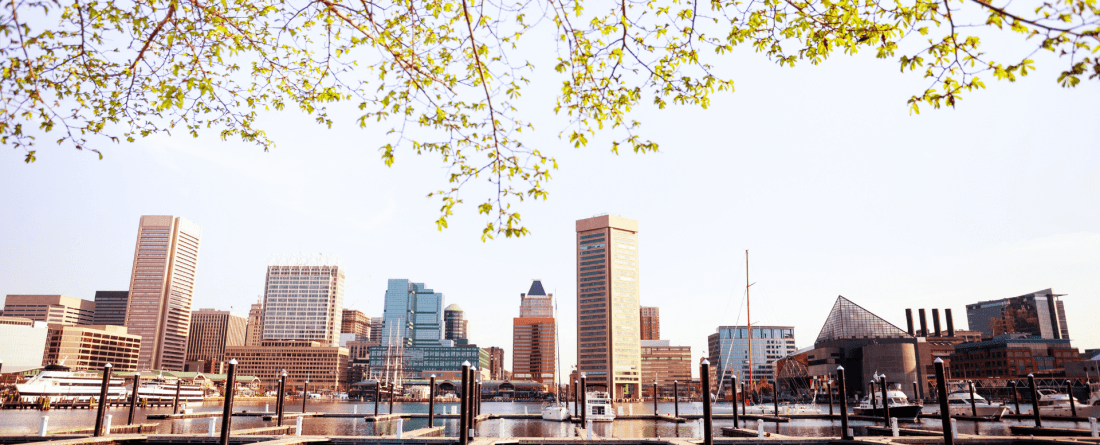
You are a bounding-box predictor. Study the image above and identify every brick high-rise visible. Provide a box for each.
[513,280,555,384]
[124,215,202,371]
[576,215,641,400]
[186,308,247,363]
[640,306,660,340]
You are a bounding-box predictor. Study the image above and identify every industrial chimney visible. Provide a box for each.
[945,308,955,337]
[932,308,942,337]
[918,309,928,337]
[905,309,915,336]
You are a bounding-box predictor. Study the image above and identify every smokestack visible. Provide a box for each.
[945,308,955,337]
[932,308,942,337]
[905,309,915,336]
[918,309,928,337]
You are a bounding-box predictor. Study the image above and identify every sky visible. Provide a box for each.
[1,15,1098,377]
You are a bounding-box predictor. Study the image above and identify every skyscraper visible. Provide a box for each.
[513,280,556,384]
[708,325,797,386]
[3,295,95,325]
[380,279,444,347]
[342,309,371,340]
[245,299,264,347]
[370,317,383,343]
[124,215,202,371]
[261,255,345,346]
[186,308,247,364]
[966,289,1070,340]
[640,306,660,340]
[92,291,129,326]
[444,304,469,343]
[575,215,641,399]
[486,346,506,380]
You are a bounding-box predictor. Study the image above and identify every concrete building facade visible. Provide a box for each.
[708,325,797,387]
[226,340,348,392]
[486,346,506,380]
[261,256,345,347]
[640,340,691,395]
[3,295,95,326]
[444,304,468,343]
[186,308,247,364]
[124,215,203,371]
[42,324,142,372]
[341,309,371,340]
[92,291,129,326]
[575,215,641,400]
[640,307,660,341]
[0,322,49,373]
[245,300,264,347]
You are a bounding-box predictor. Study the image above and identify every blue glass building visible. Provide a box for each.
[380,279,445,347]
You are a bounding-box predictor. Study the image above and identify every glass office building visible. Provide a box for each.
[381,279,444,347]
[708,325,797,385]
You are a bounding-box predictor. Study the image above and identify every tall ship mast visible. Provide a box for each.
[746,250,753,399]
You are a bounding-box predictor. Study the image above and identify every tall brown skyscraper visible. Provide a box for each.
[640,306,660,340]
[124,215,202,371]
[186,308,247,364]
[513,280,555,384]
[575,215,640,400]
[245,299,264,347]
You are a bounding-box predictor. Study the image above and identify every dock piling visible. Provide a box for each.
[39,416,48,437]
[1010,382,1020,415]
[653,381,659,415]
[1089,417,1097,437]
[837,365,851,441]
[880,374,891,427]
[740,382,747,418]
[354,405,357,415]
[104,415,112,435]
[373,381,379,417]
[580,375,587,425]
[701,359,712,445]
[827,380,833,417]
[219,359,238,445]
[93,363,112,437]
[295,416,303,436]
[303,380,309,414]
[1067,382,1077,418]
[277,372,287,426]
[913,381,919,405]
[674,380,679,419]
[934,358,954,445]
[586,420,593,440]
[732,376,739,428]
[387,382,394,414]
[573,380,578,417]
[968,381,977,417]
[173,380,182,414]
[890,417,898,437]
[128,376,139,425]
[396,418,403,439]
[1028,374,1041,428]
[207,418,215,437]
[428,375,436,427]
[773,384,779,416]
[951,419,958,439]
[757,421,764,438]
[460,362,469,445]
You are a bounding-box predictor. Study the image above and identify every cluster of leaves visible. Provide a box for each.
[1,0,1096,238]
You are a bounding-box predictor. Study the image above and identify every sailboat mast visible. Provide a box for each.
[746,250,753,396]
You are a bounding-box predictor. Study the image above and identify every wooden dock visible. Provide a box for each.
[1009,426,1099,437]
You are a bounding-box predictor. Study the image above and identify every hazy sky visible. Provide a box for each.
[2,22,1098,377]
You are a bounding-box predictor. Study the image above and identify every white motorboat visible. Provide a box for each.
[585,391,616,422]
[541,403,570,421]
[133,378,204,403]
[935,391,1008,418]
[16,364,127,402]
[1088,382,1100,406]
[1035,389,1100,417]
[853,389,923,420]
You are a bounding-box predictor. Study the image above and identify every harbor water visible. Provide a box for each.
[0,400,1093,437]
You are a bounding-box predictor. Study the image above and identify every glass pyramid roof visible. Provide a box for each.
[815,296,912,343]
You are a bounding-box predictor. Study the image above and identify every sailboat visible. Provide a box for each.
[542,287,570,421]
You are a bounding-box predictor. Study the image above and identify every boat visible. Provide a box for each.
[1089,382,1100,406]
[853,389,923,420]
[541,284,571,422]
[16,364,127,403]
[936,391,1008,418]
[585,391,616,422]
[1035,388,1100,417]
[133,378,204,403]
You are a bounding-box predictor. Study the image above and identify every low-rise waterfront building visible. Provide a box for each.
[640,340,690,397]
[42,324,141,372]
[225,340,349,392]
[949,334,1081,378]
[3,295,95,326]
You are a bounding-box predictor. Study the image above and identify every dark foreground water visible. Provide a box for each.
[0,400,1092,438]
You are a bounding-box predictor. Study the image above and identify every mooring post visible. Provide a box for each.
[880,374,891,427]
[732,376,739,428]
[968,381,977,417]
[104,415,112,435]
[302,380,309,414]
[1028,374,1041,428]
[207,418,216,437]
[93,363,112,437]
[869,376,879,425]
[396,418,403,439]
[756,421,764,438]
[741,382,747,417]
[460,361,469,445]
[172,380,182,414]
[773,384,779,416]
[827,380,834,416]
[891,417,898,437]
[388,382,395,414]
[586,419,593,440]
[837,366,851,440]
[1010,381,1020,415]
[1068,381,1078,418]
[38,416,48,437]
[934,358,954,445]
[277,371,287,426]
[573,380,578,417]
[581,374,588,425]
[429,375,436,427]
[219,359,238,445]
[1089,417,1097,437]
[951,418,958,439]
[701,359,712,445]
[373,380,380,417]
[674,380,680,419]
[295,416,303,436]
[128,375,139,425]
[653,380,659,415]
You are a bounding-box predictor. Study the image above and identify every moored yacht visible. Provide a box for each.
[1035,388,1100,417]
[937,391,1008,418]
[133,378,204,403]
[585,391,616,422]
[853,389,923,420]
[16,364,127,402]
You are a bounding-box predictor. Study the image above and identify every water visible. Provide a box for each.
[0,400,1092,437]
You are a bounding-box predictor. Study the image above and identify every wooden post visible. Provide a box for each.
[880,374,891,427]
[870,378,879,423]
[460,362,469,445]
[773,384,779,416]
[1028,374,1041,428]
[968,381,978,417]
[1068,381,1078,418]
[1010,381,1020,415]
[580,375,587,425]
[428,375,436,427]
[373,381,380,416]
[387,382,394,414]
[837,366,851,440]
[276,375,286,427]
[653,381,659,415]
[912,381,920,405]
[732,376,739,428]
[827,380,834,416]
[93,363,112,437]
[302,381,308,414]
[127,375,139,425]
[701,360,712,445]
[674,380,680,419]
[934,358,954,445]
[219,360,238,445]
[573,380,578,417]
[172,380,182,414]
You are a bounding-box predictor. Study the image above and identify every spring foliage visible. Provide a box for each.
[2,0,1097,238]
